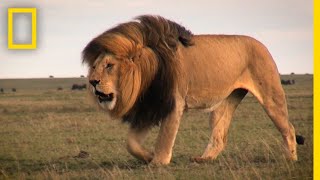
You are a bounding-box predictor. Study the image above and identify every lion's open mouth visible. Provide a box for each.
[95,90,114,103]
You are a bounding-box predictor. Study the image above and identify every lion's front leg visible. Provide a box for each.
[151,95,185,165]
[127,127,153,163]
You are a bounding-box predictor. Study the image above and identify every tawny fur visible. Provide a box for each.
[82,15,298,165]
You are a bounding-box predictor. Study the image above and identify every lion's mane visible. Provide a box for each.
[82,15,193,128]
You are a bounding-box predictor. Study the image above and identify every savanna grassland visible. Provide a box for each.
[0,75,313,179]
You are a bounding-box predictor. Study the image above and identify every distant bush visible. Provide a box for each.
[291,72,295,75]
[80,75,85,78]
[12,88,16,92]
[57,87,63,91]
[0,88,3,93]
[49,75,54,78]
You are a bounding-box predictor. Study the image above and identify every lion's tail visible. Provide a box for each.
[296,135,305,145]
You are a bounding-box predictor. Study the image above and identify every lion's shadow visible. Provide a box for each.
[99,159,148,170]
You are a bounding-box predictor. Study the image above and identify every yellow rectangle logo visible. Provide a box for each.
[8,8,37,49]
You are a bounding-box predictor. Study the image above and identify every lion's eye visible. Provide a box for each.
[106,63,114,70]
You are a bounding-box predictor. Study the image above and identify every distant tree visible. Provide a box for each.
[80,75,85,78]
[291,72,295,75]
[49,75,54,78]
[12,88,16,92]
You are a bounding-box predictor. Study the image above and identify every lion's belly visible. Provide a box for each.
[185,88,230,111]
[186,97,223,111]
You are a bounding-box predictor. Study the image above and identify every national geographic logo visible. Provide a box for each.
[8,8,37,49]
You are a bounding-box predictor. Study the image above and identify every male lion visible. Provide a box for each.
[82,15,303,165]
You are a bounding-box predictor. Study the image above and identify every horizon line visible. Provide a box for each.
[0,73,314,80]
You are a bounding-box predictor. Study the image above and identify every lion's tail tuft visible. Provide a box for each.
[296,135,305,145]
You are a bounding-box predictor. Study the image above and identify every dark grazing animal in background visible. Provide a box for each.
[71,84,87,90]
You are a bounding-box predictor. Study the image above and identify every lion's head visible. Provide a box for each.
[82,15,193,128]
[86,48,158,119]
[87,53,122,112]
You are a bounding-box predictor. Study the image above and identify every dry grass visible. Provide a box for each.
[0,74,313,179]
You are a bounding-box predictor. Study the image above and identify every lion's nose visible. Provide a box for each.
[89,80,100,87]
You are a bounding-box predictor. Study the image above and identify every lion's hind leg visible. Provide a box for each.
[192,89,248,162]
[245,41,299,160]
[250,76,298,160]
[127,127,153,163]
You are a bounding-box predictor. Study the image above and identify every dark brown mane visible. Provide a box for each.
[82,15,193,128]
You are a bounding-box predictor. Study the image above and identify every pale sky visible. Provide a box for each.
[0,0,313,78]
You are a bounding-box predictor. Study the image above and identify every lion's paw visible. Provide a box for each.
[190,156,214,163]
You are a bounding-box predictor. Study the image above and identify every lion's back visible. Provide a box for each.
[181,35,251,85]
[180,35,274,109]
